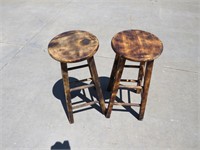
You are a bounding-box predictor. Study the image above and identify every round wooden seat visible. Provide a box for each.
[111,30,163,62]
[48,30,99,63]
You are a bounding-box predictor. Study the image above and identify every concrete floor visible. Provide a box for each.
[1,0,199,149]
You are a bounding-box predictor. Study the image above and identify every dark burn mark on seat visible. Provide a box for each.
[146,34,154,40]
[48,41,58,48]
[52,31,76,40]
[59,31,76,37]
[48,30,99,63]
[59,48,65,52]
[114,43,124,50]
[81,38,90,45]
[124,31,136,40]
[111,30,163,62]
[62,51,70,56]
[115,37,123,43]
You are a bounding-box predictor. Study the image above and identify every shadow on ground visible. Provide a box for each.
[51,140,71,150]
[52,76,139,119]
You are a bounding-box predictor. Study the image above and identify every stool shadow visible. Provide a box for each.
[52,77,102,115]
[92,76,139,119]
[52,76,138,118]
[51,140,70,150]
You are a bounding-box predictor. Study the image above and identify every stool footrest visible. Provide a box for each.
[124,65,140,68]
[68,64,88,71]
[70,78,92,84]
[119,84,142,90]
[120,79,138,83]
[113,102,140,107]
[72,100,99,109]
[70,83,94,92]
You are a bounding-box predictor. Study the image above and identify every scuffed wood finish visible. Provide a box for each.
[70,83,95,92]
[106,57,126,118]
[48,30,99,63]
[61,63,74,123]
[87,56,106,114]
[136,62,146,94]
[48,30,105,123]
[72,100,99,109]
[106,30,163,120]
[111,30,163,62]
[139,60,154,120]
[107,54,120,92]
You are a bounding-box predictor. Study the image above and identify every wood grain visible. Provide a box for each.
[48,30,99,63]
[111,30,163,62]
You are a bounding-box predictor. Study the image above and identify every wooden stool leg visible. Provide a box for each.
[106,57,126,118]
[139,60,154,120]
[87,56,106,114]
[61,62,74,124]
[136,62,146,93]
[107,54,120,91]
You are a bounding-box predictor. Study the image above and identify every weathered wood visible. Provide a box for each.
[61,62,74,123]
[137,62,146,93]
[124,65,140,68]
[106,57,126,118]
[48,30,99,63]
[119,84,142,90]
[113,102,140,107]
[107,30,163,120]
[70,84,94,92]
[68,64,88,71]
[139,60,154,120]
[111,30,163,62]
[107,54,120,91]
[48,30,105,123]
[87,56,106,114]
[72,100,99,109]
[70,78,92,84]
[120,79,138,83]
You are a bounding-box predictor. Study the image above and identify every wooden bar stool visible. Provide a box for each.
[48,30,106,124]
[106,30,163,120]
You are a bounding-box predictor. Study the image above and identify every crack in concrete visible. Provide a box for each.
[0,0,73,72]
[164,66,198,73]
[0,42,24,47]
[0,45,24,71]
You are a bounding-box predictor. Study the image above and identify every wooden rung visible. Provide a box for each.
[120,79,138,83]
[113,102,140,107]
[72,100,99,109]
[68,64,88,71]
[124,65,140,68]
[70,78,92,84]
[119,84,142,90]
[70,83,94,92]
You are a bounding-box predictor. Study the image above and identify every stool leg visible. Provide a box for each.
[139,60,154,120]
[87,56,106,114]
[61,62,74,124]
[107,54,120,91]
[106,57,126,118]
[137,62,146,93]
